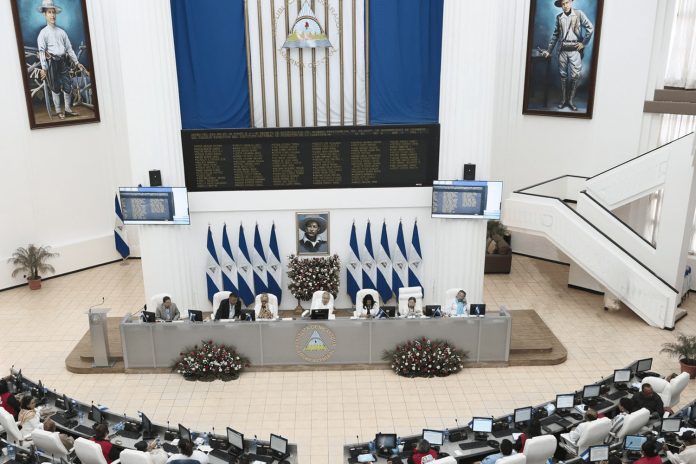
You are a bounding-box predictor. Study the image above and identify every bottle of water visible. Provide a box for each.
[445,428,450,442]
[507,415,513,429]
[77,407,84,423]
[368,439,376,454]
[7,444,16,461]
[203,432,210,447]
[251,435,258,453]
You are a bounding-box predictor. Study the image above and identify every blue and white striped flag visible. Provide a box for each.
[376,220,393,303]
[220,224,239,295]
[347,221,362,304]
[114,194,130,259]
[237,224,255,306]
[252,223,268,294]
[266,223,283,305]
[206,226,222,302]
[407,220,424,295]
[392,220,409,299]
[361,221,376,290]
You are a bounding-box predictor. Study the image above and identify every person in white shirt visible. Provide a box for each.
[134,440,168,464]
[665,430,696,464]
[446,290,468,316]
[36,0,87,119]
[357,294,378,317]
[566,408,598,444]
[166,439,208,464]
[403,297,421,317]
[18,396,43,437]
[255,293,276,320]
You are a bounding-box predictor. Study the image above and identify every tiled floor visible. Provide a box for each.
[0,256,694,463]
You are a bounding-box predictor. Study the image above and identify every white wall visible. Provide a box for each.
[0,0,137,290]
[491,0,671,259]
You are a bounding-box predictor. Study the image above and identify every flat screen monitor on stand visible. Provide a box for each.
[472,417,493,441]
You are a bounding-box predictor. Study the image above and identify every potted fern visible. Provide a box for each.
[7,245,59,290]
[661,333,696,379]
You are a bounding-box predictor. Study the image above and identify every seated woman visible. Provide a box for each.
[43,418,74,450]
[411,439,438,463]
[18,395,43,437]
[0,380,20,420]
[402,297,421,317]
[254,293,277,320]
[357,294,378,318]
[91,423,113,464]
[166,439,209,464]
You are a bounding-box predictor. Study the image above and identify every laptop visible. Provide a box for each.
[269,434,289,461]
[240,309,256,321]
[424,305,442,317]
[470,304,486,317]
[187,310,203,322]
[311,309,329,320]
[142,311,156,323]
[382,306,396,318]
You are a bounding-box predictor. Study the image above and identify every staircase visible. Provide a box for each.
[503,134,696,329]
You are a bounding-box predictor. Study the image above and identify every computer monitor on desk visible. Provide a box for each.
[63,394,76,417]
[422,429,445,446]
[472,417,493,440]
[240,310,256,321]
[310,309,329,320]
[624,435,647,452]
[556,393,575,413]
[470,304,486,317]
[91,405,104,424]
[636,358,653,373]
[178,424,191,442]
[614,369,632,385]
[227,427,244,455]
[690,406,696,425]
[142,311,156,323]
[270,434,289,460]
[424,305,442,317]
[589,445,609,462]
[661,418,681,434]
[141,413,154,440]
[514,407,533,426]
[583,385,601,405]
[187,310,203,322]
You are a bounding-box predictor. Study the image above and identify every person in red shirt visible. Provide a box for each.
[90,423,113,464]
[634,439,662,464]
[0,380,20,420]
[411,439,438,464]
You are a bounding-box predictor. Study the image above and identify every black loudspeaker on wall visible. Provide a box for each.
[463,164,476,180]
[149,170,162,187]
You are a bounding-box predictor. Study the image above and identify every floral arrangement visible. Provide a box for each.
[383,337,467,377]
[287,254,340,301]
[173,340,249,381]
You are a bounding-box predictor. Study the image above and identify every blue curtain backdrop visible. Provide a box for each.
[170,0,250,129]
[369,0,444,125]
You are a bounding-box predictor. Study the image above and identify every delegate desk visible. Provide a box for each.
[1,370,298,464]
[121,311,512,369]
[342,360,668,463]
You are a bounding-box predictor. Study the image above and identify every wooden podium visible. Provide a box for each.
[87,308,114,367]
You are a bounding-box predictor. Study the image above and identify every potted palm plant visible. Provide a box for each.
[7,244,59,290]
[660,333,696,379]
[485,220,512,274]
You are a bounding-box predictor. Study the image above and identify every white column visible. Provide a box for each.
[433,1,501,304]
[116,0,202,309]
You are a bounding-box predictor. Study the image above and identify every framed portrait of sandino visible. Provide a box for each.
[10,0,100,129]
[522,0,603,118]
[296,212,330,256]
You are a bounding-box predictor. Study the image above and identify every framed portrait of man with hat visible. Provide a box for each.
[10,0,100,129]
[296,212,330,255]
[522,0,603,118]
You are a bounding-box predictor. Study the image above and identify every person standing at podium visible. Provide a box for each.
[215,293,242,320]
[155,296,180,321]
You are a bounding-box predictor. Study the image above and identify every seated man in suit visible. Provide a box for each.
[155,296,180,321]
[215,293,242,320]
[446,290,468,317]
[255,293,276,320]
[632,383,665,416]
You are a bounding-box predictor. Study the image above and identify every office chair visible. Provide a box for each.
[310,290,336,319]
[668,373,690,407]
[560,417,611,456]
[0,408,24,445]
[211,291,232,320]
[497,454,527,464]
[523,435,557,464]
[615,408,650,441]
[118,449,154,464]
[74,437,115,464]
[31,429,72,462]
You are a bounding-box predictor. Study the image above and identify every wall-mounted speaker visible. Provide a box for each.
[149,170,162,187]
[463,164,476,180]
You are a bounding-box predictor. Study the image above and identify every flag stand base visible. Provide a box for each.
[119,259,129,266]
[293,300,304,316]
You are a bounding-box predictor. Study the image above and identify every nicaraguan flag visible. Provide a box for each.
[347,221,362,304]
[206,226,222,302]
[407,220,424,295]
[376,220,393,303]
[114,194,130,259]
[266,223,283,305]
[392,220,409,299]
[361,221,376,290]
[220,224,239,295]
[252,223,268,294]
[236,224,255,306]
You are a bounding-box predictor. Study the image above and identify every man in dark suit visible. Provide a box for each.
[214,293,242,320]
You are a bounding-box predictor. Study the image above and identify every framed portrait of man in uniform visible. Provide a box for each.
[296,212,330,256]
[10,0,100,129]
[522,0,603,118]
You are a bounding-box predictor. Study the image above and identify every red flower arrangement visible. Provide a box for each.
[173,340,249,381]
[383,337,467,377]
[287,254,340,301]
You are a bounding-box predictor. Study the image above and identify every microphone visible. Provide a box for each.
[356,435,360,446]
[455,418,460,430]
[167,420,170,431]
[89,297,105,314]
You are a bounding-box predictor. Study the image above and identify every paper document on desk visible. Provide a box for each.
[631,382,641,389]
[512,433,522,441]
[197,445,212,453]
[357,454,376,462]
[575,404,586,414]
